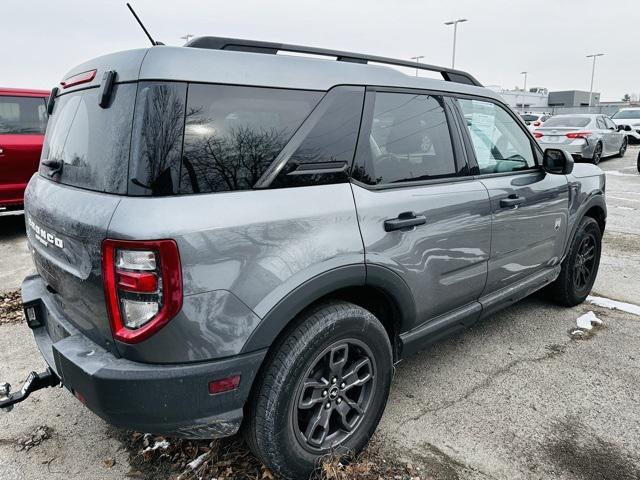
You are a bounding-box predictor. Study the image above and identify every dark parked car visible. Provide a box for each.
[1,38,606,480]
[0,88,49,210]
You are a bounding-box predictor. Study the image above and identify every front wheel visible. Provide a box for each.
[549,216,602,307]
[618,137,628,157]
[590,142,603,165]
[244,301,393,480]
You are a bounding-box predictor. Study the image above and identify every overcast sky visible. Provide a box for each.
[2,0,638,101]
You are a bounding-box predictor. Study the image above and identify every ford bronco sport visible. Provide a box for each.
[2,38,605,479]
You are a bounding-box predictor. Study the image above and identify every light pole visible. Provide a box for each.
[444,18,467,69]
[586,53,604,107]
[181,34,194,44]
[411,55,424,76]
[520,71,528,111]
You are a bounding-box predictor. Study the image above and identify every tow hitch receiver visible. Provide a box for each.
[0,368,60,412]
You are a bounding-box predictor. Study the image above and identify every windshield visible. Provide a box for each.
[542,116,590,128]
[0,96,47,134]
[612,110,640,120]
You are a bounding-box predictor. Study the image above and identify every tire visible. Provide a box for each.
[637,151,640,173]
[549,216,602,307]
[617,137,628,157]
[244,301,393,480]
[590,142,603,165]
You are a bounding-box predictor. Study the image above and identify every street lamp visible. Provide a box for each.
[520,71,528,111]
[586,53,604,107]
[181,34,195,44]
[411,55,424,77]
[444,18,467,69]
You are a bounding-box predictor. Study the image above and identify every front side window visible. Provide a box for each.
[0,96,47,134]
[353,92,457,185]
[179,85,322,194]
[458,98,536,174]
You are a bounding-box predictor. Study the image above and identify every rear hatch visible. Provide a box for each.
[24,50,146,349]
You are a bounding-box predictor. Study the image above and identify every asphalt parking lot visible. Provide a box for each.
[1,148,639,480]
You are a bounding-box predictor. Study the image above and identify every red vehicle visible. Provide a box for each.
[0,88,49,210]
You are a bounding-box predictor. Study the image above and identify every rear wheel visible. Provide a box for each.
[244,301,393,480]
[590,142,603,165]
[549,216,602,307]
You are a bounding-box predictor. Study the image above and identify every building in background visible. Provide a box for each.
[548,90,600,107]
[492,87,549,110]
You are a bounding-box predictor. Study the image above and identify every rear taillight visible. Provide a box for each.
[102,239,182,344]
[566,131,593,139]
[534,132,544,139]
[533,121,541,127]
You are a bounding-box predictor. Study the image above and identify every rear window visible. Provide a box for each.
[179,85,322,194]
[520,114,538,122]
[40,85,137,194]
[0,96,47,134]
[542,116,590,128]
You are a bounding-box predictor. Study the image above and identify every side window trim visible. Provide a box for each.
[452,94,543,177]
[350,87,470,190]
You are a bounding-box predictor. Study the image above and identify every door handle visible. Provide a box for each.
[500,195,525,208]
[384,211,427,232]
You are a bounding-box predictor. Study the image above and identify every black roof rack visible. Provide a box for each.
[185,36,483,87]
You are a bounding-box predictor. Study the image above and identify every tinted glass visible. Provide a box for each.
[458,98,535,174]
[0,96,47,134]
[354,92,456,185]
[180,84,322,194]
[129,82,187,196]
[270,86,364,188]
[604,117,616,129]
[542,116,590,128]
[520,114,538,122]
[596,117,606,129]
[612,110,640,120]
[40,84,136,194]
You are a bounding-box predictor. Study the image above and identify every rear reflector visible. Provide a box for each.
[102,239,182,344]
[208,375,241,395]
[534,132,543,138]
[60,69,97,89]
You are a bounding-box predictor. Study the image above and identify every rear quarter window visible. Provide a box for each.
[179,85,322,194]
[0,96,47,134]
[41,84,137,194]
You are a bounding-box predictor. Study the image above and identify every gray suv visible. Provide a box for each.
[12,38,606,479]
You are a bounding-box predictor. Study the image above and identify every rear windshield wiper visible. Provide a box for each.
[41,159,63,177]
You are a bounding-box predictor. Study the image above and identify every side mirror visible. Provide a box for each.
[543,148,574,175]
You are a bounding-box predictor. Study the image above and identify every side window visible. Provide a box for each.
[604,117,616,130]
[596,117,606,130]
[269,86,364,188]
[353,92,457,185]
[458,98,536,174]
[179,84,322,194]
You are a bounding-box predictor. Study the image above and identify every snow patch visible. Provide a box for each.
[587,295,640,316]
[143,439,170,453]
[605,171,638,177]
[576,311,603,330]
[187,451,209,470]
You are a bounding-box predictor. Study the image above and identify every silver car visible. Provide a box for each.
[534,114,627,164]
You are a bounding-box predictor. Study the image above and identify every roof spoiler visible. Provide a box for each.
[185,36,482,87]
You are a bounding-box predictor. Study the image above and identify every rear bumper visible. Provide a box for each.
[22,274,266,439]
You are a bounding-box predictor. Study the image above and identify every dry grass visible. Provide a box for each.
[0,289,23,325]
